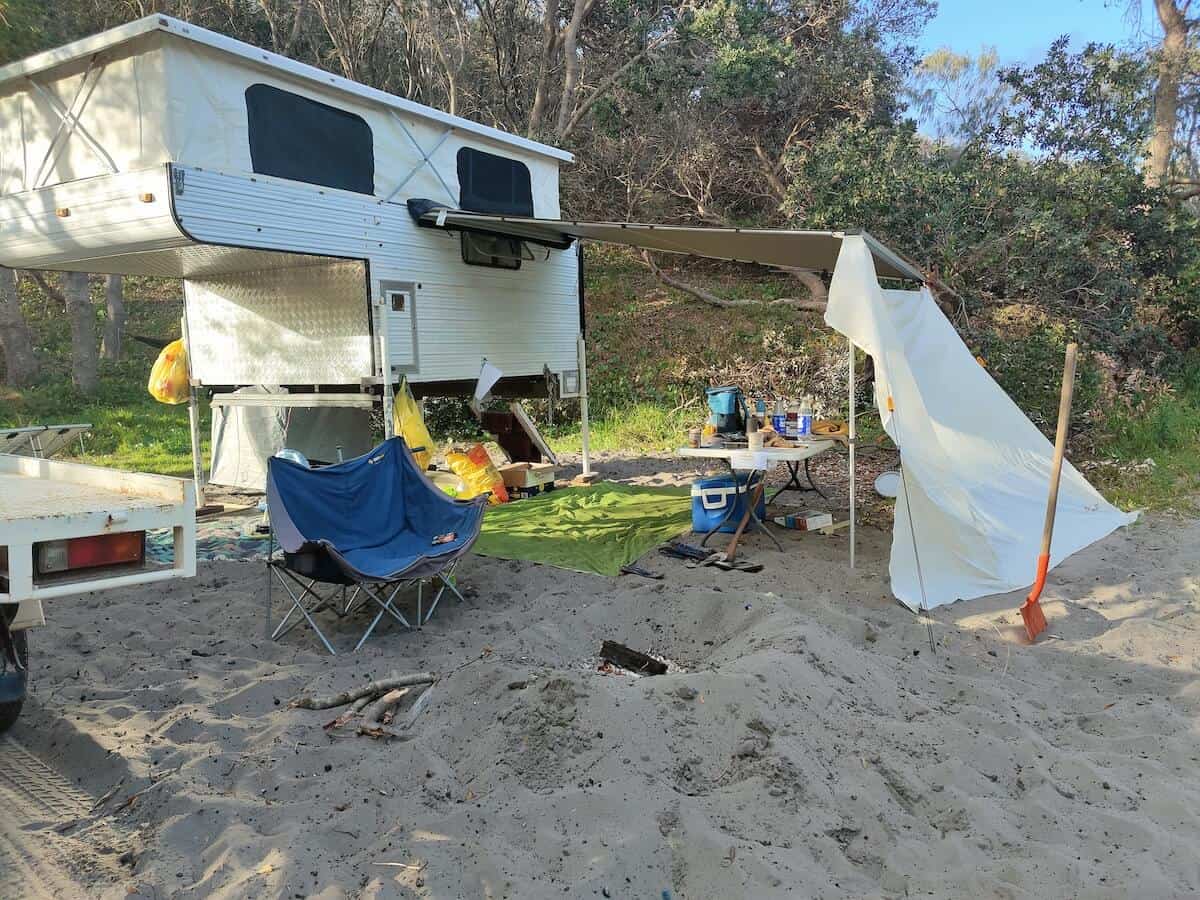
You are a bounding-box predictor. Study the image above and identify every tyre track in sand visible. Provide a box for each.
[0,736,130,899]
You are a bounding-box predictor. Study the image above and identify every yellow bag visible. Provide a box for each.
[391,377,434,471]
[147,339,190,405]
[445,443,509,504]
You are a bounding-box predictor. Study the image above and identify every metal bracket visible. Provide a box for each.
[29,56,117,189]
[385,114,457,205]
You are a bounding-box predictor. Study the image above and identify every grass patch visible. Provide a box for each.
[547,402,693,454]
[0,364,206,476]
[1088,359,1200,512]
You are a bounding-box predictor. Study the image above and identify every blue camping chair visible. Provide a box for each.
[266,438,487,654]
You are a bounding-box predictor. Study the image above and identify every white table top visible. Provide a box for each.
[677,441,834,463]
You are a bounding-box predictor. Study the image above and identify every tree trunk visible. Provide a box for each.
[527,0,561,136]
[101,274,125,361]
[1147,0,1190,187]
[64,272,98,395]
[0,266,38,387]
[554,0,593,137]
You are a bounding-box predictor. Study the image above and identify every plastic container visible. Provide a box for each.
[798,396,813,438]
[786,401,799,438]
[771,399,786,434]
[691,472,766,534]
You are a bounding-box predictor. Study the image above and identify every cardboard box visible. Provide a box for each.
[498,462,558,489]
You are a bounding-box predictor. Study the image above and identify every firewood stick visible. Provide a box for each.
[362,688,410,724]
[290,672,437,709]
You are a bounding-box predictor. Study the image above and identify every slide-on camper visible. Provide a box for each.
[0,15,589,489]
[0,16,590,731]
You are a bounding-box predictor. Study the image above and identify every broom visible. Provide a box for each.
[1021,342,1078,642]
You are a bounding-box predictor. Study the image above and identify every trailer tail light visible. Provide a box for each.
[35,532,146,576]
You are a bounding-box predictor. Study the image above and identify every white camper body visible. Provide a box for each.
[0,16,585,400]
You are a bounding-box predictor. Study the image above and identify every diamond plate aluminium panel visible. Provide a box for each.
[184,260,371,386]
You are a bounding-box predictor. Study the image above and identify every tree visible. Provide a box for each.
[992,39,1153,165]
[1146,0,1194,186]
[63,272,98,394]
[101,274,125,360]
[907,47,1008,145]
[0,266,38,387]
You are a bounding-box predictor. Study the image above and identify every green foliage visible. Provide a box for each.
[992,39,1152,164]
[973,326,1103,433]
[0,0,43,65]
[1090,353,1200,511]
[0,363,207,477]
[790,119,1200,338]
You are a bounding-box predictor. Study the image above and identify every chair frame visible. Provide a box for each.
[266,537,468,655]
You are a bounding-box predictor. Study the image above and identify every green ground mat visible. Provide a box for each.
[473,482,691,576]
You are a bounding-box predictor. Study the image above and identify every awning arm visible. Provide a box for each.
[851,230,926,284]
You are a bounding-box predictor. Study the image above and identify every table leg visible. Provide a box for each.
[768,461,806,504]
[803,457,828,499]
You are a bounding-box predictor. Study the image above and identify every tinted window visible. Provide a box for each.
[457,147,533,215]
[462,233,522,270]
[246,84,374,195]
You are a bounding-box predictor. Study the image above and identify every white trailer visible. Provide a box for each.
[0,454,196,731]
[0,16,590,487]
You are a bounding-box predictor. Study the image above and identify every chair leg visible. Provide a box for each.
[268,566,339,655]
[353,582,412,651]
[423,564,465,626]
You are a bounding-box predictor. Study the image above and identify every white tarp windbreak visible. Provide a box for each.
[826,236,1136,610]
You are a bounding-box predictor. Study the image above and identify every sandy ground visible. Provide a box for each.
[4,454,1200,899]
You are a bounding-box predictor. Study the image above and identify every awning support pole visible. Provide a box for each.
[578,333,592,476]
[377,299,395,439]
[848,338,856,569]
[180,312,206,509]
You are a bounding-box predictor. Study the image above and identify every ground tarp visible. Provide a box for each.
[473,483,691,576]
[825,235,1136,610]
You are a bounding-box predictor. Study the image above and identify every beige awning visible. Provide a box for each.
[408,203,925,282]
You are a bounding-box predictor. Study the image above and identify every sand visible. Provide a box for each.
[4,455,1200,899]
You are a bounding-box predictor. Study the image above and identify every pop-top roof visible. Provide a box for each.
[0,16,573,164]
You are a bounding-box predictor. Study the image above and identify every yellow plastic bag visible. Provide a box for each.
[147,339,190,405]
[391,377,435,471]
[445,443,509,504]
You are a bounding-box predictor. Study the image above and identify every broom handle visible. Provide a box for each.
[1040,343,1079,560]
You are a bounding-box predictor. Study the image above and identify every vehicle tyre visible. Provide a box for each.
[0,628,29,734]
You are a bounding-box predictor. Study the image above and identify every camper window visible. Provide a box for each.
[462,233,522,270]
[457,148,534,216]
[246,84,375,195]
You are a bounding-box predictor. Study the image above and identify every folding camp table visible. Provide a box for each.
[677,441,835,548]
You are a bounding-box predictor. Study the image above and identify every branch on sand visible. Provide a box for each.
[290,672,437,710]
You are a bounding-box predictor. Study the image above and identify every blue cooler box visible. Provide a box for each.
[691,472,766,534]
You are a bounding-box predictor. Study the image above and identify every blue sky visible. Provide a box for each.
[917,0,1159,64]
